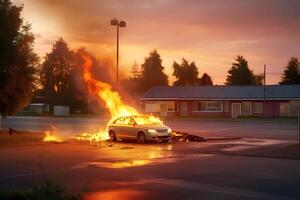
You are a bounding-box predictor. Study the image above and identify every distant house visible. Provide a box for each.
[140,85,300,118]
[19,96,50,115]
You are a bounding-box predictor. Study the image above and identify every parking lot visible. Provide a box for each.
[1,116,300,199]
[5,116,298,140]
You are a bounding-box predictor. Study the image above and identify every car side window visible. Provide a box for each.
[114,117,124,124]
[123,117,131,125]
[129,118,136,126]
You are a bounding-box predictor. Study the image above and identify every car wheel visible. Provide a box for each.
[162,139,171,143]
[137,132,146,144]
[109,131,116,141]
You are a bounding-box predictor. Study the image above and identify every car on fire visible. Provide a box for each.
[107,115,172,143]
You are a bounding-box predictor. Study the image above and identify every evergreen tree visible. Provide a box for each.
[226,55,259,85]
[172,58,199,86]
[280,57,300,84]
[129,61,141,80]
[198,73,213,85]
[254,74,264,86]
[140,50,168,91]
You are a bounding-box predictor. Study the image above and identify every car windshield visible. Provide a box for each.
[133,116,162,125]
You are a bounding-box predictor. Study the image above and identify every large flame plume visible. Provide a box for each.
[43,52,162,143]
[80,53,162,141]
[82,53,139,118]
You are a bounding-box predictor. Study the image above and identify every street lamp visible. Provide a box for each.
[111,18,126,87]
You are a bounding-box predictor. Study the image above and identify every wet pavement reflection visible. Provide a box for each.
[0,137,295,200]
[88,160,152,168]
[84,189,145,200]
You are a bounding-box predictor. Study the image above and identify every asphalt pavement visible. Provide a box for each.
[0,140,300,200]
[1,116,300,199]
[4,116,298,140]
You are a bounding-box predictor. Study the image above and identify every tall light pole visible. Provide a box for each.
[111,18,126,87]
[263,64,266,116]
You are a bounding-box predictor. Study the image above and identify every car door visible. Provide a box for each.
[112,117,125,139]
[128,117,139,139]
[121,117,136,139]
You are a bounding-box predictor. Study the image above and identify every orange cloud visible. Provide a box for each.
[13,0,300,84]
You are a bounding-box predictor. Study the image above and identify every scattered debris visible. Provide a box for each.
[9,127,22,135]
[171,131,241,143]
[121,146,134,149]
[171,131,206,142]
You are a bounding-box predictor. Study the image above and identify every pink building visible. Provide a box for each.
[140,85,300,118]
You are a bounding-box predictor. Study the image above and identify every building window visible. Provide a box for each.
[145,101,175,113]
[145,103,160,112]
[280,103,290,117]
[166,101,176,111]
[198,101,223,112]
[253,102,263,114]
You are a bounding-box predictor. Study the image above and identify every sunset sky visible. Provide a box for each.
[13,0,300,84]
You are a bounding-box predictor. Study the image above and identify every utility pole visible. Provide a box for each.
[263,64,266,98]
[298,107,300,144]
[1,115,4,135]
[116,23,119,85]
[111,18,126,88]
[263,64,266,115]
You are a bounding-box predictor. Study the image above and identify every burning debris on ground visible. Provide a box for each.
[43,130,63,143]
[43,126,63,142]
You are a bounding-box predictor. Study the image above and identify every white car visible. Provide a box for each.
[107,115,172,143]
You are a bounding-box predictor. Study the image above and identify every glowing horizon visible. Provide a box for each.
[13,0,300,85]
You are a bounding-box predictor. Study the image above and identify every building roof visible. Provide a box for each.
[141,85,300,100]
[31,96,49,103]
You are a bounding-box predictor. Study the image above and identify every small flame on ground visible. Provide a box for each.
[73,130,109,142]
[43,131,63,142]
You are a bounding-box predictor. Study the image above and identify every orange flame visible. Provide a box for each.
[44,53,162,143]
[43,131,63,142]
[80,53,162,141]
[82,53,139,118]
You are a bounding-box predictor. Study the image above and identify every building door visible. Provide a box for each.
[242,102,252,116]
[180,102,188,117]
[232,103,241,118]
[289,101,299,116]
[160,103,168,117]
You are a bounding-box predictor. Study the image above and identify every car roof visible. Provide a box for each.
[113,116,135,122]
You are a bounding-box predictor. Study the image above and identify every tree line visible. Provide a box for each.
[123,52,300,94]
[1,0,300,119]
[40,41,300,114]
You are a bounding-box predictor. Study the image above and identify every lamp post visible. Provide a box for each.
[111,18,126,87]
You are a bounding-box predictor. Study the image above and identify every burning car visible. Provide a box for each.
[107,115,172,143]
